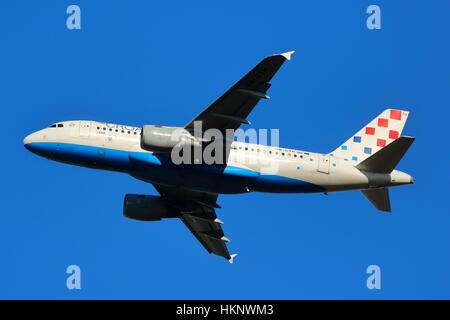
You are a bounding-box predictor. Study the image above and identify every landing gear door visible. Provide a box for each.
[317,155,330,174]
[79,121,91,138]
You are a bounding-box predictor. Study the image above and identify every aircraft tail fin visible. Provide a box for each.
[331,109,410,164]
[356,136,415,173]
[361,188,391,212]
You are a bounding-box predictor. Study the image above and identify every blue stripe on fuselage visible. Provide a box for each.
[25,142,324,194]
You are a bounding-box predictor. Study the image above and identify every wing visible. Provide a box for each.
[185,51,295,135]
[153,184,237,263]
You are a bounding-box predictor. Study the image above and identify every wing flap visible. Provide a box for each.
[153,184,235,262]
[181,211,233,260]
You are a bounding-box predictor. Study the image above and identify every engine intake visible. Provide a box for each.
[123,194,178,221]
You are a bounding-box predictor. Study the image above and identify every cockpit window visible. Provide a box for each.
[49,123,64,128]
[49,124,57,128]
[58,124,64,128]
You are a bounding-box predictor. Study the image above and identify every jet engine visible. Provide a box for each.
[140,125,201,153]
[123,194,179,221]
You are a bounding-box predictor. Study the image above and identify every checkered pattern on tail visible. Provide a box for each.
[331,109,410,164]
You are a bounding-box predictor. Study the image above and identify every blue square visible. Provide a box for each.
[352,156,358,161]
[364,147,372,154]
[341,145,348,151]
[353,136,361,143]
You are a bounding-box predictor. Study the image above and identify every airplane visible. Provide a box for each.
[23,51,415,263]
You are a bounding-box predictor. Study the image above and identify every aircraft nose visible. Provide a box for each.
[23,134,32,146]
[23,131,43,153]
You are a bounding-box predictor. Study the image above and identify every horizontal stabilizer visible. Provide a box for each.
[361,188,391,212]
[356,136,415,173]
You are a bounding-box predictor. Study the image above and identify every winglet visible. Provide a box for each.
[228,254,238,264]
[278,50,295,61]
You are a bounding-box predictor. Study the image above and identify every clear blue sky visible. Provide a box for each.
[0,0,449,299]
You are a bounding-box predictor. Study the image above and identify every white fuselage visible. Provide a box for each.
[24,120,413,195]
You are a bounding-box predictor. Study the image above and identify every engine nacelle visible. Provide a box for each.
[141,125,200,153]
[123,194,178,221]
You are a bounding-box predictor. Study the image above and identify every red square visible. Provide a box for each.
[378,118,389,128]
[365,127,375,135]
[390,109,402,120]
[389,130,399,140]
[377,139,386,147]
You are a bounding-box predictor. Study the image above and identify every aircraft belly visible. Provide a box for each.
[129,155,259,194]
[26,142,131,172]
[129,153,327,194]
[249,174,325,193]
